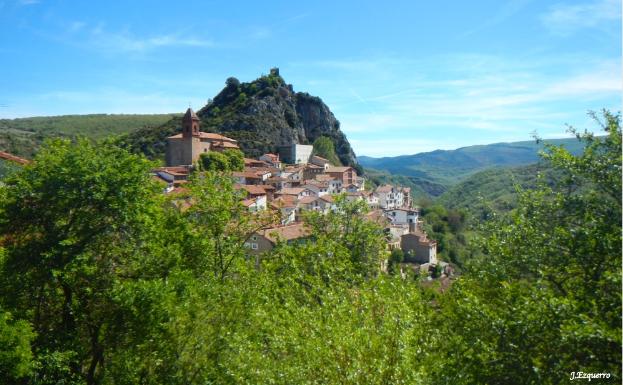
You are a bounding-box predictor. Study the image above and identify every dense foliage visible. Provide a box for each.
[0,111,619,384]
[312,136,342,166]
[197,149,244,172]
[428,111,622,383]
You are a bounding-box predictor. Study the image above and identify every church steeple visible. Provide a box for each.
[182,108,200,137]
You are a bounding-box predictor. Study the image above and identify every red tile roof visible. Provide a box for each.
[277,187,307,195]
[375,185,394,193]
[262,153,279,160]
[271,196,298,209]
[235,184,269,196]
[326,166,353,173]
[0,151,30,165]
[258,223,310,244]
[298,196,318,204]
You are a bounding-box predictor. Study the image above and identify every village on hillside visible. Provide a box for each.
[152,108,448,278]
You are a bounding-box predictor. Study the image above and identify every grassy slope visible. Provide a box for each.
[0,114,179,158]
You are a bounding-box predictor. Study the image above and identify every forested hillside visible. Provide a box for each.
[0,111,619,384]
[360,137,588,191]
[0,114,178,158]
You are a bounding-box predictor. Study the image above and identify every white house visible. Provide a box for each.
[385,208,419,226]
[310,155,331,169]
[300,183,328,197]
[375,185,404,210]
[327,178,343,194]
[242,194,267,212]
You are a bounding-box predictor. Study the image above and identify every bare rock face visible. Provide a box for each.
[196,69,358,167]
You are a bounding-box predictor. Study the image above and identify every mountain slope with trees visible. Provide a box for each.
[0,114,178,158]
[120,69,360,169]
[359,137,588,190]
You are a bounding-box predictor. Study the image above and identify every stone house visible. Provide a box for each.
[245,223,310,255]
[310,155,331,169]
[259,153,281,168]
[400,231,437,264]
[326,166,357,185]
[303,164,325,180]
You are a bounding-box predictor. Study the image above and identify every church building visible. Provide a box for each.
[165,108,239,167]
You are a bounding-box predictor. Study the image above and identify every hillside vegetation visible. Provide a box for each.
[436,162,561,219]
[0,111,618,384]
[0,159,20,179]
[359,137,588,194]
[0,114,178,158]
[119,69,359,170]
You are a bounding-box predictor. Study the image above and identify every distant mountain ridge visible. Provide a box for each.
[359,137,587,188]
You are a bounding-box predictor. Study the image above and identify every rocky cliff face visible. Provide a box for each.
[120,69,359,168]
[194,68,358,167]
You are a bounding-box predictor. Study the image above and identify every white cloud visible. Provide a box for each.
[56,22,214,53]
[294,53,620,155]
[541,0,621,35]
[92,30,214,53]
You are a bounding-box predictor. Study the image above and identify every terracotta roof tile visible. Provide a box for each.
[0,151,30,165]
[258,223,310,244]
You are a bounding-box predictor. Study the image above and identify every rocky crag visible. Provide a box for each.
[121,68,359,168]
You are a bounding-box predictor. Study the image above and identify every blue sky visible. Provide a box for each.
[0,0,620,156]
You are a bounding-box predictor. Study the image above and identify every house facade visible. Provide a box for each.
[400,232,437,264]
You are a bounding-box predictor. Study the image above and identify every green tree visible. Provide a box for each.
[198,151,229,171]
[0,138,168,385]
[428,110,622,384]
[0,305,35,382]
[222,149,244,171]
[181,172,277,280]
[388,248,404,275]
[304,195,387,277]
[197,149,244,172]
[312,136,342,166]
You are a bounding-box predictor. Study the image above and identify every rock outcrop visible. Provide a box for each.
[121,69,358,168]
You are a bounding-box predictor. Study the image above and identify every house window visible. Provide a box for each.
[252,236,257,241]
[251,243,258,250]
